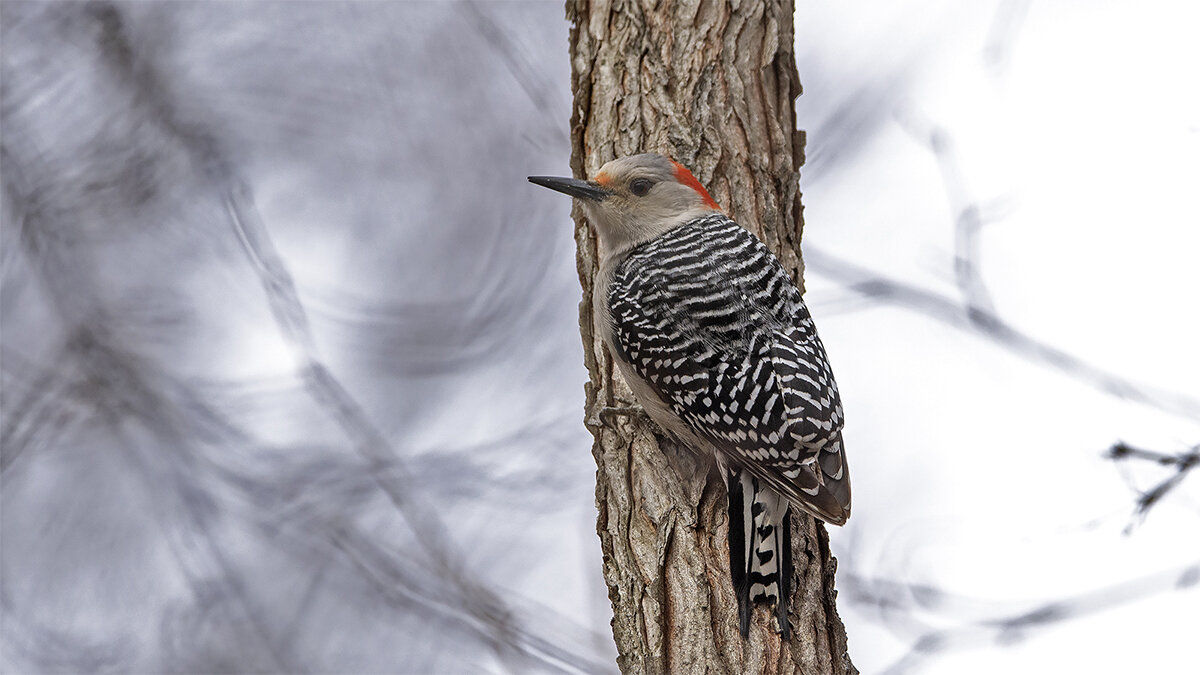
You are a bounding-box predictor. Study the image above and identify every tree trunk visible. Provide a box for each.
[566,1,856,672]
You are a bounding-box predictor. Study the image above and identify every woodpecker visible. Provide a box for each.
[529,154,849,638]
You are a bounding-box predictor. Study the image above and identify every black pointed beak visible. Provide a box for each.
[528,175,610,202]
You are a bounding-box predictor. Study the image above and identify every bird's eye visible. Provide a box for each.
[629,178,653,196]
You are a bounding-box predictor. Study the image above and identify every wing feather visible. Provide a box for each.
[608,215,850,523]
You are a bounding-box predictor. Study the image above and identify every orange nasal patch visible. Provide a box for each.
[594,171,613,187]
[671,161,720,210]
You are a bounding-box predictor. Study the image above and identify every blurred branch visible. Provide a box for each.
[983,0,1032,75]
[5,330,605,671]
[843,561,1200,675]
[463,0,560,119]
[224,180,542,672]
[102,3,546,667]
[2,325,299,671]
[814,107,1200,518]
[225,162,606,671]
[0,346,86,475]
[4,132,295,669]
[3,4,595,670]
[326,523,614,674]
[821,110,1200,420]
[0,590,133,673]
[896,113,998,315]
[804,246,1200,423]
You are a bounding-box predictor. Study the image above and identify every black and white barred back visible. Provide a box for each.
[608,213,850,636]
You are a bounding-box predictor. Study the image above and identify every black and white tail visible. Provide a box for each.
[726,467,792,638]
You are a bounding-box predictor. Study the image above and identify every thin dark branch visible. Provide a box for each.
[1107,441,1200,520]
[1107,441,1197,467]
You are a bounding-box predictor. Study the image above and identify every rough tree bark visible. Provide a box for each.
[566,1,856,673]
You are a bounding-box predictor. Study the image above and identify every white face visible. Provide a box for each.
[583,154,721,259]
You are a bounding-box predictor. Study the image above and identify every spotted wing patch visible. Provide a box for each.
[609,214,850,522]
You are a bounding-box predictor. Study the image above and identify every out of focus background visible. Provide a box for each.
[2,1,1197,673]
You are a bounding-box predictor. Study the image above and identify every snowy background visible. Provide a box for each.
[2,1,1197,673]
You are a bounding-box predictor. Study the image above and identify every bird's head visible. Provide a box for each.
[529,153,721,259]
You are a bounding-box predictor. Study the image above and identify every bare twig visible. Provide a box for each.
[1107,441,1200,520]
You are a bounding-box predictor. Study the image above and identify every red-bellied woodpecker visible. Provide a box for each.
[529,153,850,638]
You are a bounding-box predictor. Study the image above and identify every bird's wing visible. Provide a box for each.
[608,215,850,524]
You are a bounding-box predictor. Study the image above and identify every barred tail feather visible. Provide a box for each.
[726,467,791,637]
[727,468,752,635]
